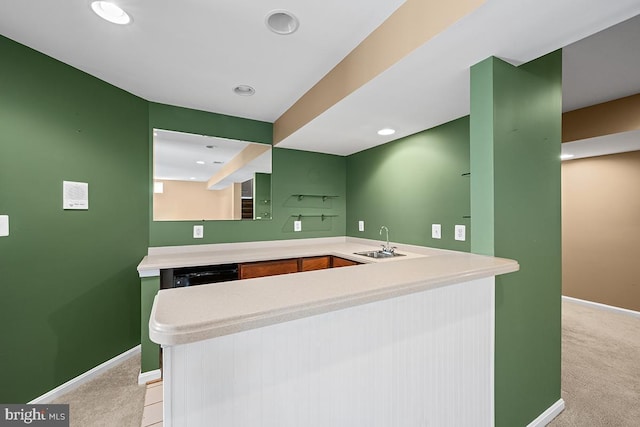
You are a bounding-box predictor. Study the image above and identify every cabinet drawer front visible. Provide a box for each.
[332,256,359,268]
[240,259,299,279]
[301,256,331,272]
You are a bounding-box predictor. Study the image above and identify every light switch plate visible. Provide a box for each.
[431,224,441,239]
[358,220,365,232]
[193,225,204,239]
[294,220,302,232]
[0,215,8,237]
[455,225,466,241]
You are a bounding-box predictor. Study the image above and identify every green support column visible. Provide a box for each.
[470,52,562,426]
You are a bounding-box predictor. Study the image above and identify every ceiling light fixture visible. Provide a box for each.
[91,1,131,25]
[265,10,299,35]
[560,154,575,160]
[233,85,255,96]
[196,161,205,165]
[377,128,396,136]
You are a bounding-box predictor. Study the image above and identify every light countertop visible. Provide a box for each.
[146,238,519,346]
[138,237,430,272]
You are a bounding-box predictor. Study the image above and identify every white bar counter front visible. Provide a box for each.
[144,237,519,427]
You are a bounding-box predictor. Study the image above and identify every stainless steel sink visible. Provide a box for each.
[354,250,405,259]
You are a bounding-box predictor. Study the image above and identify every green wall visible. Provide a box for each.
[471,53,562,426]
[0,36,149,402]
[346,117,470,251]
[148,104,347,247]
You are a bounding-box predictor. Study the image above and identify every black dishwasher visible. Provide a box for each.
[160,263,239,289]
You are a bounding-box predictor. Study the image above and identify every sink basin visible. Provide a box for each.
[354,250,405,259]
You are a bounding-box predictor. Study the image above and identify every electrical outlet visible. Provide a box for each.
[193,225,204,239]
[294,220,302,232]
[0,215,8,237]
[358,220,365,232]
[431,224,441,239]
[455,225,466,241]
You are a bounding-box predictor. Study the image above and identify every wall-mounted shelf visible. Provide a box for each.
[292,194,339,202]
[292,214,338,221]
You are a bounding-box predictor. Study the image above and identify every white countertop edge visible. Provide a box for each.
[139,269,160,278]
[149,254,518,346]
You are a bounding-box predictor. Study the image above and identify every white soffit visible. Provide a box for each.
[562,130,640,161]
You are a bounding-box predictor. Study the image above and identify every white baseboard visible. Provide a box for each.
[138,368,162,385]
[527,399,565,427]
[563,296,640,319]
[28,345,140,404]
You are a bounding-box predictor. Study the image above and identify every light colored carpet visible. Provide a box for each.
[549,300,640,426]
[52,354,145,427]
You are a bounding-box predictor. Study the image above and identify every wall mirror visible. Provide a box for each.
[153,129,272,221]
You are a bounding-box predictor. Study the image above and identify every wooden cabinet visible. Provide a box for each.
[331,256,359,268]
[238,255,361,279]
[301,256,331,271]
[239,258,299,279]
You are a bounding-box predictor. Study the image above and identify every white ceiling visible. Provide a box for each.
[0,0,403,123]
[1,0,640,157]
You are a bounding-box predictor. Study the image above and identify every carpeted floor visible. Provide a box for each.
[48,299,640,426]
[51,354,145,427]
[549,300,640,426]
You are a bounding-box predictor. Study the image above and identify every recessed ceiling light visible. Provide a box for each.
[233,85,255,96]
[377,128,396,136]
[560,154,575,160]
[265,10,299,35]
[196,161,205,165]
[91,1,131,25]
[189,177,196,180]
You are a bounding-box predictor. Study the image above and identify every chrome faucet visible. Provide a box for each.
[379,225,395,254]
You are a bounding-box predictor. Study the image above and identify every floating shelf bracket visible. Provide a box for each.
[292,214,338,221]
[293,194,339,202]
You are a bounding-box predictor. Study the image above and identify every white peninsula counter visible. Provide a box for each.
[141,237,518,427]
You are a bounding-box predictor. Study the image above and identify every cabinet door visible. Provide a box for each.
[239,258,299,279]
[301,256,331,272]
[332,256,360,268]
